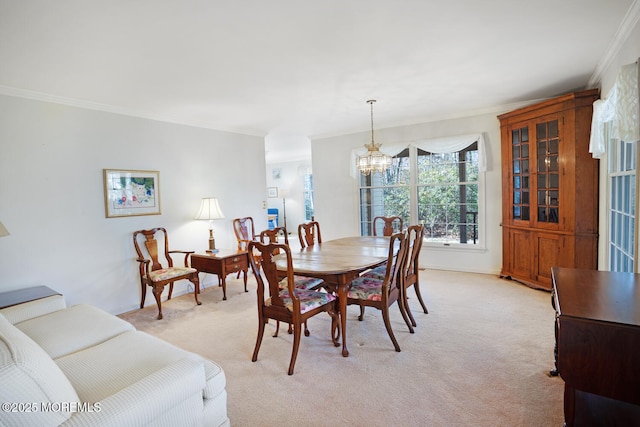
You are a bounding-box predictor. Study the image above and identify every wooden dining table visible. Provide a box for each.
[274,236,391,357]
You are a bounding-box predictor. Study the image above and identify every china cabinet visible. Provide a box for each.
[499,89,599,290]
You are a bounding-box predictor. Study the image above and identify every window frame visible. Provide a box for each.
[358,141,486,250]
[606,132,639,273]
[303,173,314,221]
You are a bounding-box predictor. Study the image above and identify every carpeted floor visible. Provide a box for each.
[119,268,565,427]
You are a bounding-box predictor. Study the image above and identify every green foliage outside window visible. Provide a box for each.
[360,144,480,244]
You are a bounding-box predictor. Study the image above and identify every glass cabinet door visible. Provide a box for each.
[512,126,530,221]
[536,120,559,223]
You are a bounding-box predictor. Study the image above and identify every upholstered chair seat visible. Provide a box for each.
[361,265,387,281]
[347,276,386,301]
[148,267,198,282]
[278,276,324,291]
[269,288,337,313]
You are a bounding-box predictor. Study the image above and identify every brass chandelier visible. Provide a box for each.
[357,100,392,175]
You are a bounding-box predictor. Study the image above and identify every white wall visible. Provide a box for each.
[311,112,504,275]
[0,95,267,315]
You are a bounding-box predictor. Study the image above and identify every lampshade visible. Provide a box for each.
[357,99,392,175]
[195,198,225,220]
[0,221,9,238]
[195,198,224,253]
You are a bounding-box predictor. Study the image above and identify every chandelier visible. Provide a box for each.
[357,99,392,175]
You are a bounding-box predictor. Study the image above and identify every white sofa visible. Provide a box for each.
[0,293,230,427]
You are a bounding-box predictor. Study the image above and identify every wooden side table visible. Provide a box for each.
[191,250,249,300]
[0,286,61,309]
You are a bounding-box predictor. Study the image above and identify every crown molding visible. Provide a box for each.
[587,0,640,88]
[0,85,266,137]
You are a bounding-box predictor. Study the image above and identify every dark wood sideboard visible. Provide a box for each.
[552,267,640,426]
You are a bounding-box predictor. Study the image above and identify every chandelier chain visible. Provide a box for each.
[368,99,376,145]
[356,99,392,175]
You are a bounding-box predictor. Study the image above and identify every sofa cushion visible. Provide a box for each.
[15,304,135,359]
[55,330,226,403]
[58,358,206,427]
[0,294,66,324]
[0,313,79,427]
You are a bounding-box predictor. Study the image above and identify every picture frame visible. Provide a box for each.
[267,187,278,198]
[103,169,161,218]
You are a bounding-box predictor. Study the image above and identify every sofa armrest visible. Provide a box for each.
[0,295,66,324]
[60,358,206,427]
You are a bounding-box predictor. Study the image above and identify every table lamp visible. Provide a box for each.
[195,198,225,253]
[0,221,9,238]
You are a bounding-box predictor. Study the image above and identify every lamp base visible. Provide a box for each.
[206,234,218,253]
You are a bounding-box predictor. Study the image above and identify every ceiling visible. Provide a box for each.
[0,1,637,154]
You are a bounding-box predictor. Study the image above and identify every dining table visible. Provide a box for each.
[274,236,391,357]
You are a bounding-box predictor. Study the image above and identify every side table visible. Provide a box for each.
[0,286,61,309]
[191,250,249,300]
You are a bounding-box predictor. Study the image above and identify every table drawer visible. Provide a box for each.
[224,255,247,272]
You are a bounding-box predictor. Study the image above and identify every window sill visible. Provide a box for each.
[422,242,487,253]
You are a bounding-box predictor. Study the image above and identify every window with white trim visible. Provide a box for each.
[590,60,639,272]
[608,137,637,272]
[358,135,484,246]
[303,173,314,221]
[359,149,410,235]
[418,143,479,244]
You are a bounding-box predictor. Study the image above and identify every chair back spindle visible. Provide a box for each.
[373,216,404,236]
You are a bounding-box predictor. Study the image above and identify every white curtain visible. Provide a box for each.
[350,133,485,179]
[589,60,639,158]
[413,133,486,172]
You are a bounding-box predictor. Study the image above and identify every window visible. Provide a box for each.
[608,137,637,272]
[359,139,482,246]
[303,174,314,221]
[418,143,479,244]
[588,60,639,272]
[359,149,410,235]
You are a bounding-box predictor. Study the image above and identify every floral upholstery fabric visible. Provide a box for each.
[267,289,336,314]
[361,264,387,280]
[148,267,197,282]
[347,276,384,301]
[278,276,324,291]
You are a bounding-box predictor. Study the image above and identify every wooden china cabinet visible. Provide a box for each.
[499,89,600,291]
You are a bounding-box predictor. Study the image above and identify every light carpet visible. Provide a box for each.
[119,269,565,427]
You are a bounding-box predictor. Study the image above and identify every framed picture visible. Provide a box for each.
[103,169,161,218]
[267,187,278,198]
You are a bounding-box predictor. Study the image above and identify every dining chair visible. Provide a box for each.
[346,232,413,351]
[133,227,201,320]
[233,217,259,251]
[260,227,325,336]
[233,216,261,273]
[260,227,324,292]
[298,220,322,248]
[402,224,428,327]
[360,217,404,294]
[248,240,340,375]
[373,216,404,236]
